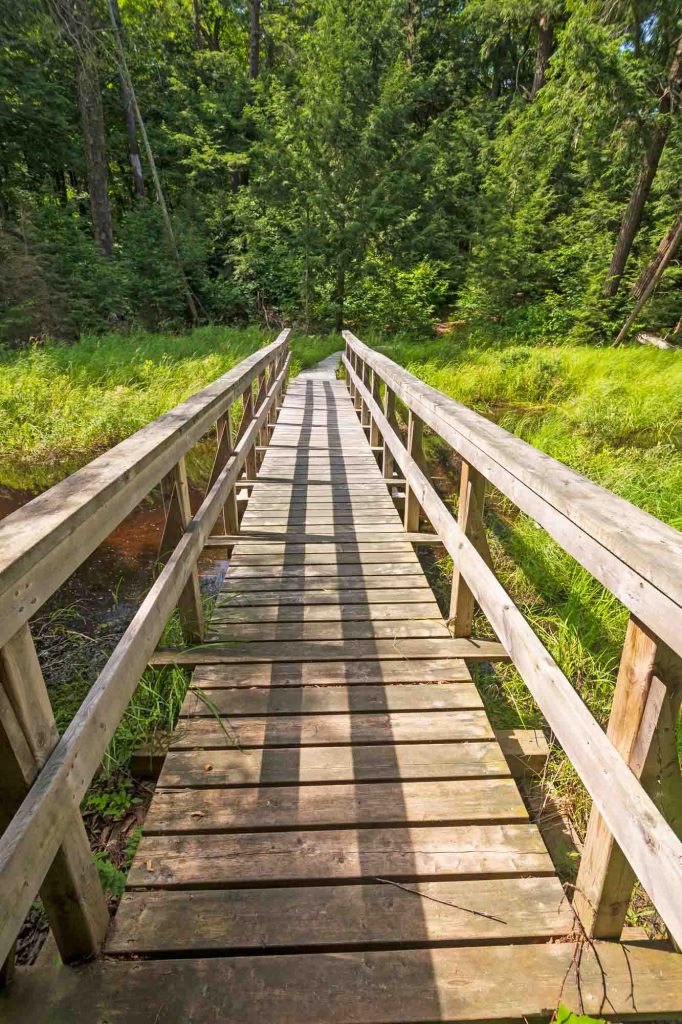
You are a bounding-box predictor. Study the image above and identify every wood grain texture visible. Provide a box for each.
[106,876,571,955]
[181,682,483,716]
[157,741,511,787]
[144,778,528,833]
[128,823,553,887]
[188,659,472,685]
[169,710,494,749]
[7,941,682,1023]
[152,638,508,665]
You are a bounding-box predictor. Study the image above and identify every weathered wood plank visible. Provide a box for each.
[144,778,528,833]
[169,710,494,749]
[188,658,472,686]
[215,587,442,608]
[105,876,571,956]
[209,601,442,625]
[205,619,452,642]
[224,562,423,580]
[128,824,553,887]
[151,637,509,665]
[182,682,483,716]
[158,740,510,788]
[8,941,682,1023]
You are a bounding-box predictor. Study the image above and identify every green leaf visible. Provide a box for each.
[557,1002,606,1024]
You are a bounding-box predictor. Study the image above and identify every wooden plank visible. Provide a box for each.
[169,710,494,749]
[144,778,528,833]
[106,876,572,956]
[205,619,452,642]
[0,331,290,649]
[128,823,553,887]
[188,658,472,686]
[182,682,483,716]
[8,941,682,1023]
[215,587,445,607]
[209,602,442,625]
[345,350,682,946]
[224,562,426,580]
[220,574,432,593]
[343,331,682,658]
[207,532,438,546]
[151,638,509,665]
[156,741,519,788]
[228,550,419,566]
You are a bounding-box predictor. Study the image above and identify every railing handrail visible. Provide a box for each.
[343,332,682,949]
[343,331,682,660]
[0,330,290,650]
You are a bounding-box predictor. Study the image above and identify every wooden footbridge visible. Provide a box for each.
[1,330,681,1021]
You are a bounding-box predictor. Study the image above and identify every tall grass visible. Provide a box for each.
[0,327,342,490]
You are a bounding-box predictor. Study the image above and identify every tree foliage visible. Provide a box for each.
[1,0,680,341]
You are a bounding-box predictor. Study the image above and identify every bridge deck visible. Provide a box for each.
[5,355,682,1022]
[106,358,572,960]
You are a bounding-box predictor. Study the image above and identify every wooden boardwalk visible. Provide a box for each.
[106,357,573,960]
[2,335,682,1022]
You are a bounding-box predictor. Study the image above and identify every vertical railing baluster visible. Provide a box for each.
[370,368,381,449]
[0,625,108,969]
[574,619,682,940]
[383,385,397,481]
[159,456,204,643]
[449,461,493,636]
[404,410,427,532]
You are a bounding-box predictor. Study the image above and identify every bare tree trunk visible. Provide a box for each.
[109,0,144,198]
[249,0,260,79]
[632,207,682,300]
[48,0,114,257]
[405,0,419,67]
[613,212,682,345]
[192,0,203,50]
[108,0,199,324]
[604,33,682,297]
[529,12,553,100]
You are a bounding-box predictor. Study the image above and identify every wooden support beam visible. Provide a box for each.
[159,458,204,644]
[574,619,682,940]
[449,462,494,637]
[404,410,427,532]
[0,626,108,967]
[369,368,381,447]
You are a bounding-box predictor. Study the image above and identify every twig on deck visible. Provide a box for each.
[374,876,507,924]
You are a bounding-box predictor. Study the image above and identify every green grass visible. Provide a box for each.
[0,327,342,490]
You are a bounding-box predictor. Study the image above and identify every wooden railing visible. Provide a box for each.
[343,331,682,948]
[0,330,290,972]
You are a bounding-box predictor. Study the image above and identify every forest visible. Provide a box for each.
[1,0,681,343]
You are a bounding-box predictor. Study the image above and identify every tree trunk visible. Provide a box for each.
[249,0,260,79]
[614,210,682,345]
[192,0,203,50]
[529,12,553,100]
[110,0,144,197]
[334,264,345,333]
[633,207,682,300]
[76,35,114,256]
[604,33,682,297]
[48,0,114,257]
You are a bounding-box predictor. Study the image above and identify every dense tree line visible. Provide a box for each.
[1,0,680,342]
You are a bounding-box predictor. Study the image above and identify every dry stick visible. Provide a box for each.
[107,0,200,324]
[613,210,682,346]
[374,876,507,924]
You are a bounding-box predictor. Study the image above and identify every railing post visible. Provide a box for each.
[159,456,204,643]
[237,383,257,480]
[254,369,268,469]
[354,357,364,414]
[383,386,397,480]
[208,408,239,537]
[574,618,682,940]
[449,461,493,636]
[0,625,109,970]
[370,369,381,448]
[404,410,428,532]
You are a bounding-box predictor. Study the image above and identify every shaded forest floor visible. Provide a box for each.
[1,324,680,940]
